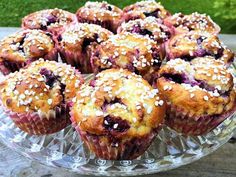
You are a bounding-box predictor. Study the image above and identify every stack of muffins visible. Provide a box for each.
[0,0,235,160]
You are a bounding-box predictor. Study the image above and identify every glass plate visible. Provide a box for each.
[0,69,236,176]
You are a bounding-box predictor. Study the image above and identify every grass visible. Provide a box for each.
[0,0,235,34]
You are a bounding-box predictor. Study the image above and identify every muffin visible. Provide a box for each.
[165,32,235,66]
[164,12,220,35]
[0,29,58,75]
[57,23,113,73]
[91,33,164,83]
[123,0,170,22]
[76,1,123,33]
[0,59,84,135]
[117,16,171,44]
[156,57,236,135]
[70,68,166,160]
[22,8,77,37]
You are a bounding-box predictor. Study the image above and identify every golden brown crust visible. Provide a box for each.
[22,8,77,33]
[164,12,221,34]
[117,16,171,44]
[76,1,123,33]
[58,23,113,52]
[91,33,164,82]
[0,29,56,63]
[166,32,235,65]
[123,0,170,22]
[71,68,166,139]
[0,59,84,113]
[156,57,236,117]
[57,23,113,73]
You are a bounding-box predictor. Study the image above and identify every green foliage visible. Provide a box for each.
[0,0,235,34]
[214,0,236,20]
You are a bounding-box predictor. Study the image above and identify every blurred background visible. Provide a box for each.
[0,0,235,34]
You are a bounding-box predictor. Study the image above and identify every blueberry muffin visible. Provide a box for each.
[164,12,220,35]
[91,33,164,83]
[165,32,235,66]
[156,57,236,135]
[22,8,77,37]
[117,16,171,44]
[0,59,84,135]
[57,23,113,73]
[70,68,165,160]
[76,1,123,33]
[0,29,58,75]
[123,0,170,22]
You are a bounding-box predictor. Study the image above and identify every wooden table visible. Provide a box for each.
[0,28,235,177]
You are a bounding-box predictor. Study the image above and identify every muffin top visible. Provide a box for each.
[22,8,77,32]
[76,1,123,23]
[71,68,166,139]
[118,17,171,44]
[91,33,163,81]
[156,57,236,117]
[0,29,55,63]
[58,23,113,52]
[123,0,170,22]
[0,59,84,114]
[166,32,235,65]
[164,12,220,34]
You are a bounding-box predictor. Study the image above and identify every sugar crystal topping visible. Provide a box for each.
[161,58,233,101]
[0,59,83,112]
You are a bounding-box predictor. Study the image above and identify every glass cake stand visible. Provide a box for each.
[0,70,236,176]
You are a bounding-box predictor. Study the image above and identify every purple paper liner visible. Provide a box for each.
[166,103,236,136]
[70,111,158,160]
[2,102,71,135]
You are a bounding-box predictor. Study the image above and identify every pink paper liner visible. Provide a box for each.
[166,103,236,136]
[2,102,71,135]
[70,111,158,160]
[78,130,156,160]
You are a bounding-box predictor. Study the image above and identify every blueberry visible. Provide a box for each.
[103,116,130,132]
[143,9,160,18]
[39,68,57,88]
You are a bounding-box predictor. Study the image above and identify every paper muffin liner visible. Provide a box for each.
[166,103,236,136]
[2,102,71,135]
[59,47,92,74]
[70,112,158,160]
